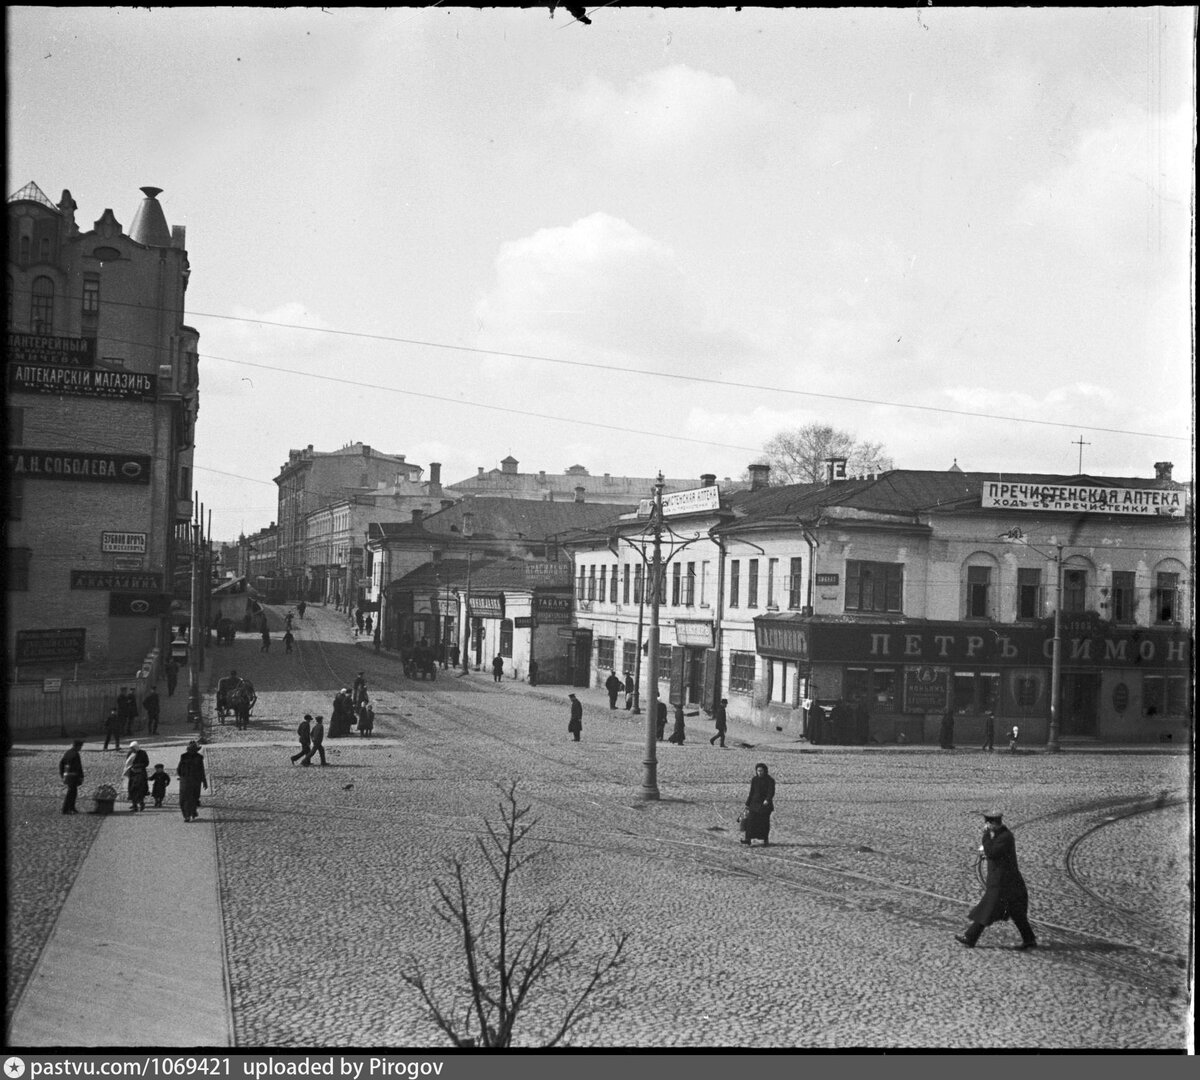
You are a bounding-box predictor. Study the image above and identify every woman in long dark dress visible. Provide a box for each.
[741,762,776,846]
[123,741,150,812]
[176,740,208,822]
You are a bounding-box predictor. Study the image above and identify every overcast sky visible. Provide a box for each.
[8,6,1194,540]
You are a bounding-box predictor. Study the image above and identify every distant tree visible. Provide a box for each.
[401,781,628,1048]
[760,423,893,485]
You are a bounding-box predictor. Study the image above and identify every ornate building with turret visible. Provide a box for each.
[7,182,199,735]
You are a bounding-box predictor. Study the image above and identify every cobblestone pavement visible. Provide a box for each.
[6,603,1193,1050]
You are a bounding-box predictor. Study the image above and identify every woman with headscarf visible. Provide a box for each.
[176,740,208,822]
[123,741,150,812]
[740,762,776,847]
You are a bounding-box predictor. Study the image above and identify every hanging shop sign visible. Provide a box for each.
[15,628,86,664]
[6,332,96,368]
[902,665,950,711]
[101,531,148,554]
[674,619,714,648]
[9,450,152,484]
[8,363,155,401]
[981,481,1186,516]
[72,569,163,591]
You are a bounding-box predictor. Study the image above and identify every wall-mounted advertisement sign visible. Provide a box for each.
[814,573,840,586]
[9,450,152,484]
[532,594,572,624]
[6,332,96,367]
[981,481,1187,516]
[15,628,86,664]
[468,594,504,618]
[109,593,171,618]
[675,620,714,648]
[8,363,155,401]
[662,485,721,517]
[72,570,163,591]
[101,532,148,554]
[754,619,809,660]
[903,664,950,712]
[525,561,572,586]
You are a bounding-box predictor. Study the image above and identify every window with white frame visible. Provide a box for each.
[1017,568,1042,620]
[747,559,759,608]
[1155,572,1180,624]
[729,560,740,608]
[767,658,797,705]
[788,557,803,609]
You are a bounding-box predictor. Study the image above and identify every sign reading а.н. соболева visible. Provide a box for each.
[8,363,156,401]
[981,481,1186,516]
[9,449,152,484]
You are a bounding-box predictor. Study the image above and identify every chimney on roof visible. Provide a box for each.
[1154,461,1174,482]
[429,462,441,487]
[701,473,717,488]
[477,467,485,479]
[574,486,585,503]
[440,499,454,511]
[825,458,848,485]
[748,463,770,491]
[537,470,546,484]
[362,444,371,457]
[411,509,423,524]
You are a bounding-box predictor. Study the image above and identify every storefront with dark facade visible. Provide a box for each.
[754,614,1190,745]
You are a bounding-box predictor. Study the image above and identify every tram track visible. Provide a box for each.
[208,607,1191,1003]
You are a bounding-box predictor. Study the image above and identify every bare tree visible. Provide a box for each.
[761,423,893,485]
[400,781,628,1048]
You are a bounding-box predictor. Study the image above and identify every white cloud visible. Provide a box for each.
[549,64,776,166]
[1015,105,1193,274]
[472,212,758,372]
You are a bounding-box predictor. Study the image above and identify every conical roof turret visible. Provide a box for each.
[129,186,171,246]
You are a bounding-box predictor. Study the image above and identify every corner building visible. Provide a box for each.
[7,183,199,733]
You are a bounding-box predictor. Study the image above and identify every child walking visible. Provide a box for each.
[149,763,171,807]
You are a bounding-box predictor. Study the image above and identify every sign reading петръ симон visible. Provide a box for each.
[981,482,1186,516]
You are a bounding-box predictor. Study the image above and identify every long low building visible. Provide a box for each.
[560,461,1190,746]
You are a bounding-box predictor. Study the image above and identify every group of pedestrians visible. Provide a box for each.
[58,736,207,822]
[290,714,327,766]
[101,683,164,750]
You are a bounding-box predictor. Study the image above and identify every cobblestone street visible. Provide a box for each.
[6,605,1192,1050]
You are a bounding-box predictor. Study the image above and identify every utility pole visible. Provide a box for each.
[1048,544,1063,752]
[187,494,202,735]
[640,474,664,801]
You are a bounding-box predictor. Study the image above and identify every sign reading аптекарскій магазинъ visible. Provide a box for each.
[981,482,1187,515]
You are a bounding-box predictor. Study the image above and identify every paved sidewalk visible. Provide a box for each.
[7,790,232,1048]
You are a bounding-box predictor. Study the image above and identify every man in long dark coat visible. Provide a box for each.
[291,714,312,765]
[956,811,1037,950]
[604,670,622,709]
[567,694,583,741]
[59,739,85,814]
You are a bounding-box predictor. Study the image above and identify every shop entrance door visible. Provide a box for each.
[1061,673,1100,736]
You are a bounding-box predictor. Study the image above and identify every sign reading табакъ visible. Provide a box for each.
[982,482,1186,516]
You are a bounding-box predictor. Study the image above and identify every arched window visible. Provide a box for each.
[30,276,54,333]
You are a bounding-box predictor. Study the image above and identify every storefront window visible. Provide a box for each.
[871,668,897,710]
[953,672,975,712]
[953,671,1000,713]
[499,619,513,658]
[1146,675,1188,717]
[844,667,869,704]
[622,641,637,673]
[729,651,756,693]
[979,672,1000,715]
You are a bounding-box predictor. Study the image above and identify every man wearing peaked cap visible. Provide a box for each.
[956,810,1038,951]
